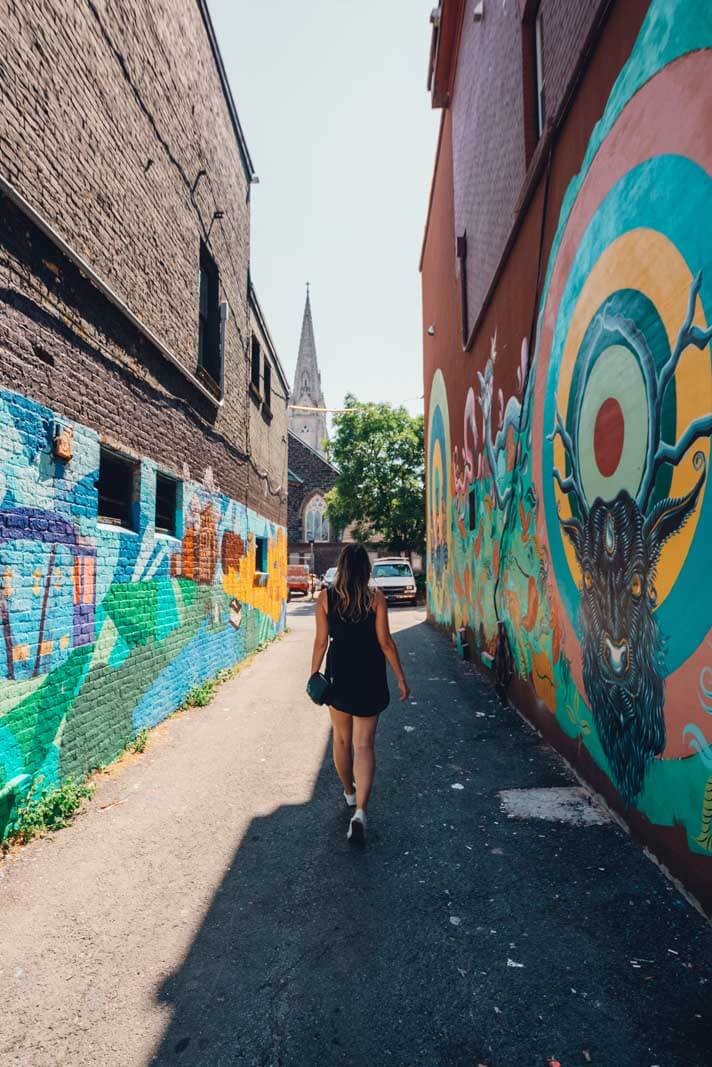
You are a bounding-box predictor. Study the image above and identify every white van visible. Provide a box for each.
[371,557,417,606]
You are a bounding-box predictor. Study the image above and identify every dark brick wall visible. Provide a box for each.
[451,0,527,338]
[287,433,337,545]
[538,0,605,125]
[0,0,286,525]
[247,292,289,521]
[452,0,608,336]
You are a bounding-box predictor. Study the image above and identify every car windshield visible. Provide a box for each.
[325,568,337,578]
[372,563,412,578]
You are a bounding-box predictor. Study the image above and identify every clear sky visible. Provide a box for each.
[206,0,440,417]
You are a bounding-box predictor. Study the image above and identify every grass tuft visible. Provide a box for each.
[127,728,150,754]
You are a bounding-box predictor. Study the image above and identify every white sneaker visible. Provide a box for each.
[343,788,356,808]
[347,808,367,845]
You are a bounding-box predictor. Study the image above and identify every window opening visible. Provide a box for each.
[155,473,178,536]
[255,534,268,574]
[535,10,546,139]
[98,448,136,529]
[251,335,261,393]
[198,243,220,385]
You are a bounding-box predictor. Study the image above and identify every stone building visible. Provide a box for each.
[287,433,345,574]
[421,0,712,908]
[0,0,288,833]
[288,286,328,457]
[286,285,348,573]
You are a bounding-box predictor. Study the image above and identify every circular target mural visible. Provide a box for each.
[532,45,712,804]
[427,369,452,622]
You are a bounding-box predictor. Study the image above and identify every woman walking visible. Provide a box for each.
[309,544,410,844]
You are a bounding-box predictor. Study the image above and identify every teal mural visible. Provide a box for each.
[426,0,712,856]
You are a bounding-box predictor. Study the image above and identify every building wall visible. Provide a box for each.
[247,292,290,515]
[0,0,287,831]
[0,0,288,521]
[0,384,286,835]
[287,433,338,545]
[423,0,712,910]
[452,0,608,339]
[287,432,345,574]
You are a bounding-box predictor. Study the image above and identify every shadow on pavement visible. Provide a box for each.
[149,620,712,1067]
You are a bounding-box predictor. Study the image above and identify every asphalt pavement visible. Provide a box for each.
[1,600,711,1067]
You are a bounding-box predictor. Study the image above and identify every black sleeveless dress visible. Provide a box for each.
[325,588,390,717]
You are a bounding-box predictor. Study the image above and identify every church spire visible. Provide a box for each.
[290,284,328,456]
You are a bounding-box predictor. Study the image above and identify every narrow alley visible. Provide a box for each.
[1,603,710,1067]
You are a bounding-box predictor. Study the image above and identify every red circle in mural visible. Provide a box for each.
[593,397,625,477]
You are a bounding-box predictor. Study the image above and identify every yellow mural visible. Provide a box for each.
[222,528,287,625]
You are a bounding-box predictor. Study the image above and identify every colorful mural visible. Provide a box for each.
[0,388,286,836]
[426,0,712,855]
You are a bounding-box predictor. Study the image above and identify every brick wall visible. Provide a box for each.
[287,433,338,545]
[0,0,288,832]
[246,288,290,520]
[423,0,712,909]
[0,382,287,835]
[537,0,605,125]
[0,0,287,522]
[452,0,608,337]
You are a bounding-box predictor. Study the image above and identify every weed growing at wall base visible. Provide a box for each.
[181,641,271,709]
[127,729,150,754]
[5,777,94,846]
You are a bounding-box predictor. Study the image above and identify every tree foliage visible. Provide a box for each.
[326,395,425,556]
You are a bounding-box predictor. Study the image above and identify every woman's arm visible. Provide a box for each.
[374,591,410,701]
[310,588,330,675]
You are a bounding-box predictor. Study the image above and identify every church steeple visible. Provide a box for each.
[290,284,328,456]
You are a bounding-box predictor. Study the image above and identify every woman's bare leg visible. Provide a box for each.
[328,707,354,793]
[353,714,379,812]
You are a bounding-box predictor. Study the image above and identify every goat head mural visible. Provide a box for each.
[531,10,712,816]
[548,278,712,804]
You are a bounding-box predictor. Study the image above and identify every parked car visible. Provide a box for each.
[321,566,338,591]
[371,558,417,606]
[287,564,311,600]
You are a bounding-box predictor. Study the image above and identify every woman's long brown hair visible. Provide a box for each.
[332,544,375,621]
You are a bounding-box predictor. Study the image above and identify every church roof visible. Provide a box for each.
[288,430,339,474]
[292,285,325,406]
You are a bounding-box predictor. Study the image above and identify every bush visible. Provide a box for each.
[9,777,94,844]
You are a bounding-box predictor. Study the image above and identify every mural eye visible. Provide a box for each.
[630,574,643,598]
[583,570,593,591]
[648,583,658,606]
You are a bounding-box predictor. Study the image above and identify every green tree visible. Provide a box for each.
[326,395,425,558]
